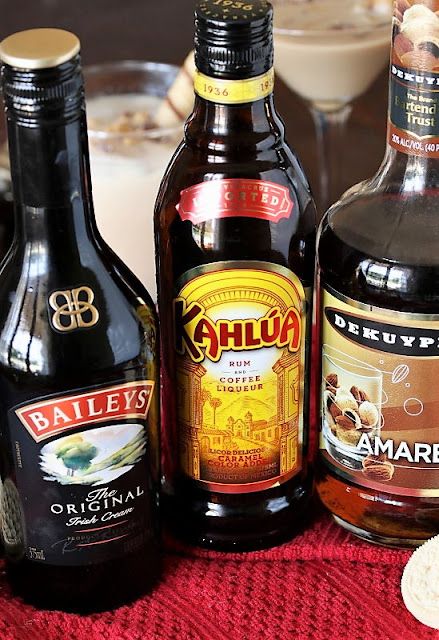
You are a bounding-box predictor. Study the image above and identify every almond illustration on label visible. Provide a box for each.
[323,366,382,448]
[335,410,361,431]
[391,364,410,384]
[362,454,395,482]
[326,392,342,421]
[350,386,370,404]
[325,372,339,393]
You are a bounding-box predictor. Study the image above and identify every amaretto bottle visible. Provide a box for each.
[317,0,439,547]
[0,29,160,610]
[155,0,316,551]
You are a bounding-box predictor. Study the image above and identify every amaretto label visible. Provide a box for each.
[174,261,308,494]
[320,286,439,497]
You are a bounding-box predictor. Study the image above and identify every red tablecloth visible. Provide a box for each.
[0,509,436,640]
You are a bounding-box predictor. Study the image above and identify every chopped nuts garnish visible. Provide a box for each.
[106,110,155,133]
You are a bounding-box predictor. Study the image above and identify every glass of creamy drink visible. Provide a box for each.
[84,61,183,301]
[272,0,393,211]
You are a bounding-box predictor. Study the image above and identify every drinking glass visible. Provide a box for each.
[322,344,383,469]
[84,61,182,301]
[272,0,393,212]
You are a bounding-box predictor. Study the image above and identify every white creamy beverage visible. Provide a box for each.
[273,0,393,108]
[87,93,179,300]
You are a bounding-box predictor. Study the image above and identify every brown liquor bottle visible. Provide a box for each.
[0,29,160,610]
[155,0,316,551]
[317,0,439,547]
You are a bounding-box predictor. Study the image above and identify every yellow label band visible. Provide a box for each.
[194,68,274,104]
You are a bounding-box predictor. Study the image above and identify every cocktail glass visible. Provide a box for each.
[84,61,182,301]
[272,0,392,212]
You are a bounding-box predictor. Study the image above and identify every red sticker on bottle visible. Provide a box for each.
[15,381,155,443]
[177,178,294,224]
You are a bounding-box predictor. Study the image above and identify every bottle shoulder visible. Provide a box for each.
[155,137,316,233]
[154,142,316,285]
[318,186,439,311]
[0,243,157,380]
[164,131,309,176]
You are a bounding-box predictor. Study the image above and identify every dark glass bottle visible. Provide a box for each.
[0,170,13,259]
[155,0,316,551]
[0,29,160,610]
[317,3,439,547]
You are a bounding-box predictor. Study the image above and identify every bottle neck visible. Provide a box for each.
[377,18,439,195]
[7,109,98,242]
[377,144,439,195]
[188,91,280,134]
[186,66,281,142]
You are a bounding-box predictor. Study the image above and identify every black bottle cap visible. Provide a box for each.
[195,0,273,79]
[0,29,84,122]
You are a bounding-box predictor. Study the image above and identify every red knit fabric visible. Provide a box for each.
[0,509,436,640]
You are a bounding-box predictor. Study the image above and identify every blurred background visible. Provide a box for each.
[0,0,388,197]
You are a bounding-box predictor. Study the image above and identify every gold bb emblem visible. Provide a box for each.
[49,286,100,332]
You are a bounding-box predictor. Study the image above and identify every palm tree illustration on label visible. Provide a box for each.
[210,397,222,427]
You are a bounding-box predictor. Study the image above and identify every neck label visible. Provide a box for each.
[388,2,439,157]
[194,67,274,104]
[177,178,293,224]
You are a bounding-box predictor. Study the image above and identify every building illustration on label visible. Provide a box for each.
[175,262,306,493]
[321,288,439,497]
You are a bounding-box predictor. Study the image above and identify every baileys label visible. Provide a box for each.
[5,379,156,566]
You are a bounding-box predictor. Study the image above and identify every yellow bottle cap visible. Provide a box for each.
[0,28,80,70]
